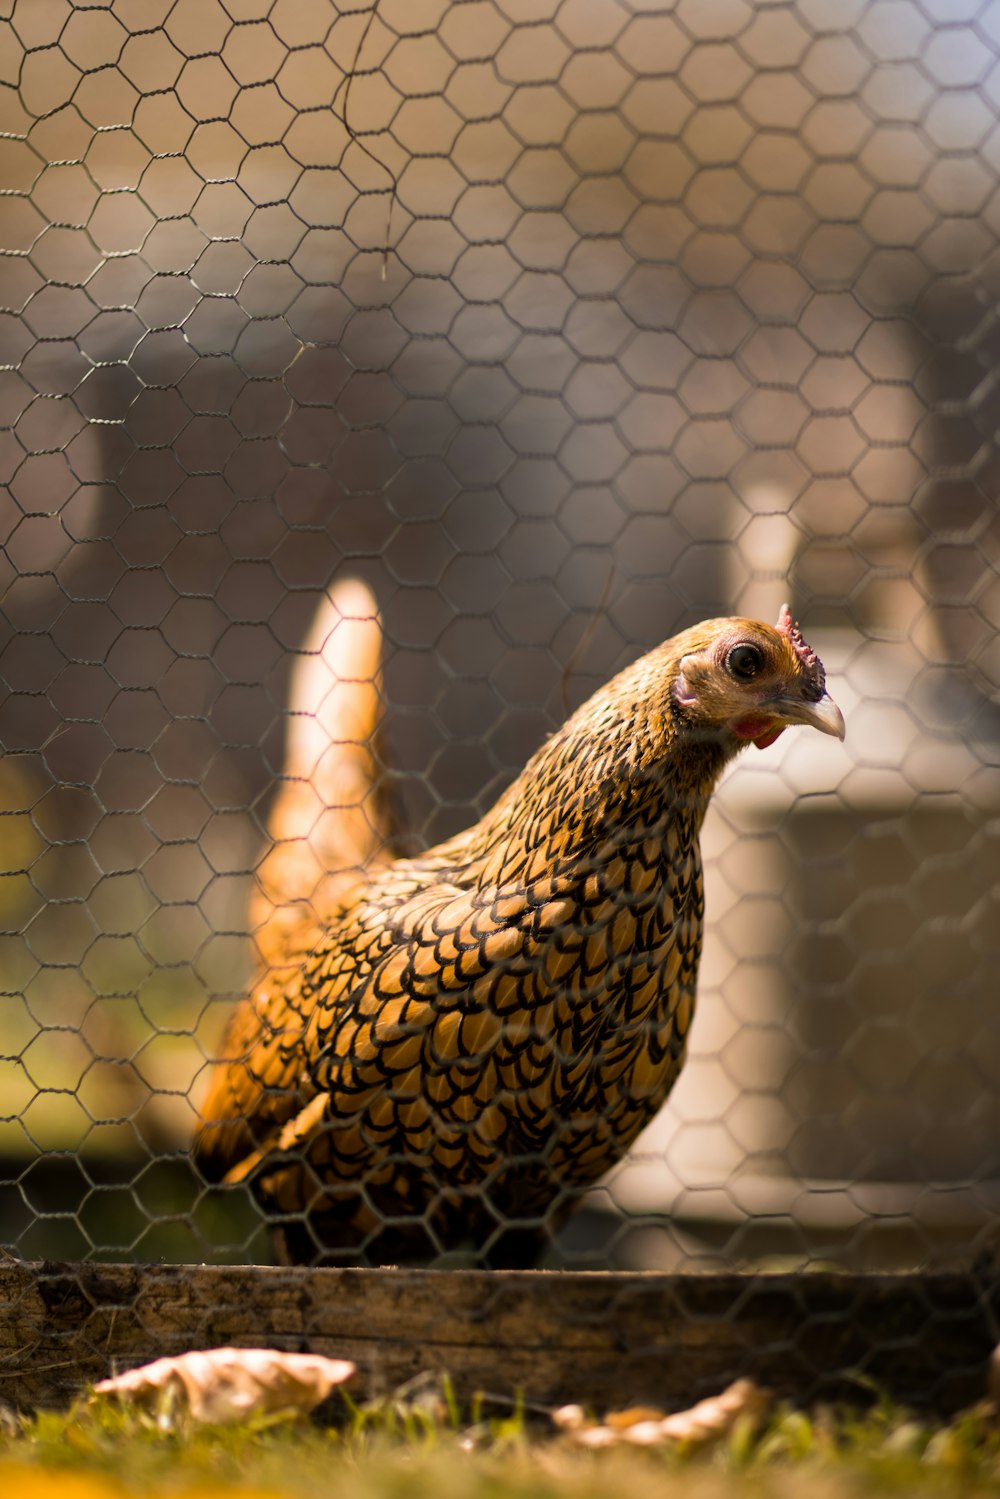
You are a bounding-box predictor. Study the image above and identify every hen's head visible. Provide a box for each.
[671,604,845,751]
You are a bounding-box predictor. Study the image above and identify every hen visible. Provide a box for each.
[196,586,844,1265]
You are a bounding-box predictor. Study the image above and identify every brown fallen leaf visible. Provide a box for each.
[91,1347,355,1428]
[551,1403,588,1432]
[553,1378,770,1450]
[606,1405,671,1430]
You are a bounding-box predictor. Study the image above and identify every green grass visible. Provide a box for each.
[5,1381,1000,1499]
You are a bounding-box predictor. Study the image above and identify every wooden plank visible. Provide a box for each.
[0,1261,996,1415]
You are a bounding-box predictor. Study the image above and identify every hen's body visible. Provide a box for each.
[197,589,843,1264]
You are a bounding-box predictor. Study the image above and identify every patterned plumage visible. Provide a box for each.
[196,587,844,1265]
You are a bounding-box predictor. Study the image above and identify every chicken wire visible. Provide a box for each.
[0,0,997,1278]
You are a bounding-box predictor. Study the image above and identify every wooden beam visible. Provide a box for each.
[0,1260,996,1415]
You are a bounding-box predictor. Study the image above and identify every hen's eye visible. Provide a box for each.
[727,643,764,681]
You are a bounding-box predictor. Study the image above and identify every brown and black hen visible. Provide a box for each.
[196,586,844,1265]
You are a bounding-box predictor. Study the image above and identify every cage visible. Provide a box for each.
[0,0,998,1413]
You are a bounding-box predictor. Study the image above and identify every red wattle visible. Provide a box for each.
[752,724,785,750]
[730,716,785,750]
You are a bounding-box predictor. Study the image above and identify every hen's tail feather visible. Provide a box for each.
[251,578,393,963]
[195,580,390,1180]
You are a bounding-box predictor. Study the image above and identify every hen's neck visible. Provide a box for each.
[443,695,736,890]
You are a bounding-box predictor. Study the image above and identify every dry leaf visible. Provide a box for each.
[655,1378,769,1446]
[606,1405,669,1430]
[92,1347,355,1428]
[555,1378,770,1450]
[618,1420,672,1447]
[551,1404,588,1432]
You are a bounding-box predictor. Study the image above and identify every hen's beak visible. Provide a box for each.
[775,690,846,741]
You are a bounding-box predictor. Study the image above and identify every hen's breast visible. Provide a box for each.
[283,790,707,1235]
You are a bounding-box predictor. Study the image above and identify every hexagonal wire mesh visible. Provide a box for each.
[0,0,997,1280]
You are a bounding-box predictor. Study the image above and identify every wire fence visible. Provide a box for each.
[0,0,997,1276]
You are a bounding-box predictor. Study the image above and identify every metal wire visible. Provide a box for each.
[0,0,997,1276]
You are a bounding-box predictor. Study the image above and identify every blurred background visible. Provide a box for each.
[0,0,997,1269]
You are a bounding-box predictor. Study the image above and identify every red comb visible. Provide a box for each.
[776,603,825,699]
